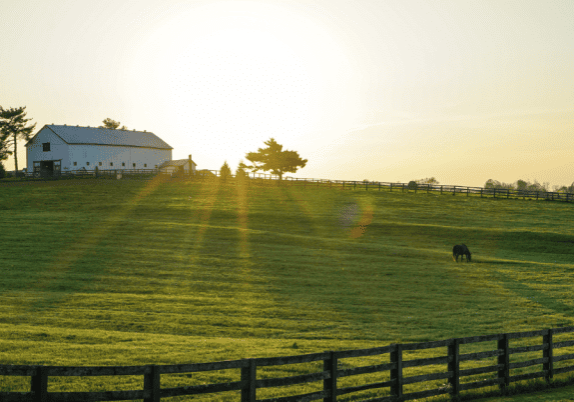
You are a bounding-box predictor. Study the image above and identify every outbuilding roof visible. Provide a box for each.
[26,125,173,150]
[159,159,196,167]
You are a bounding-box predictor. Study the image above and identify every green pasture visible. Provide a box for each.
[1,177,574,401]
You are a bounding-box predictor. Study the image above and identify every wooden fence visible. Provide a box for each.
[197,171,574,204]
[2,326,574,401]
[5,167,574,204]
[279,178,574,203]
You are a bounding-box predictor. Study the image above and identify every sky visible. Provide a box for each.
[1,0,573,188]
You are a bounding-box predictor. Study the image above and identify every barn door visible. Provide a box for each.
[54,160,61,176]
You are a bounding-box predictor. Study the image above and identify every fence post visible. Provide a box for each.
[498,334,509,391]
[402,184,404,193]
[448,339,460,397]
[390,344,403,399]
[31,365,48,402]
[544,329,554,383]
[379,182,381,191]
[467,187,469,197]
[241,359,256,402]
[323,351,338,402]
[481,188,483,198]
[390,183,392,192]
[507,189,510,199]
[441,185,443,195]
[144,365,160,402]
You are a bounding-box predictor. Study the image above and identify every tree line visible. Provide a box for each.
[404,177,573,194]
[483,178,574,193]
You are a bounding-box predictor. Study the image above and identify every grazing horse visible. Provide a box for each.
[452,244,472,262]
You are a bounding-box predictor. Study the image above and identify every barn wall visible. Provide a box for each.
[26,128,69,172]
[68,145,172,171]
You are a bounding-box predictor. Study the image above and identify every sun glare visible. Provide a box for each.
[165,27,314,145]
[127,1,357,168]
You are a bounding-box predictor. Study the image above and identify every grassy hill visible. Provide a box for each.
[1,177,574,400]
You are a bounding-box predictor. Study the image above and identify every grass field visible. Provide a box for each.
[1,176,574,401]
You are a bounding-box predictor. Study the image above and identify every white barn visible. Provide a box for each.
[25,125,173,176]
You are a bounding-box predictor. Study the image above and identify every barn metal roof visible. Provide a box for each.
[26,125,173,150]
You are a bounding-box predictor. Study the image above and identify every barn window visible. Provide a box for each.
[99,162,102,166]
[133,163,136,168]
[43,143,50,152]
[144,164,147,168]
[122,162,125,167]
[86,162,90,166]
[73,162,77,166]
[110,162,113,166]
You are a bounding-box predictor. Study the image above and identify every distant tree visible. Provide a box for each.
[484,179,497,189]
[99,118,127,130]
[407,181,418,190]
[220,161,231,182]
[515,179,528,190]
[236,162,248,181]
[526,180,546,192]
[0,106,36,175]
[484,179,514,189]
[239,138,307,181]
[415,177,439,185]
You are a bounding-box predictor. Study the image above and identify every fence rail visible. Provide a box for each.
[2,326,574,401]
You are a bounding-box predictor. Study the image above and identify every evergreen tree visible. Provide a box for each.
[220,161,231,182]
[240,138,307,180]
[236,162,248,180]
[0,106,36,175]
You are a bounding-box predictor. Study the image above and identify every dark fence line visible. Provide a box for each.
[4,168,574,203]
[186,171,574,204]
[281,179,574,202]
[2,326,574,401]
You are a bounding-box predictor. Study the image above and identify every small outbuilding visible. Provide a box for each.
[158,155,197,175]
